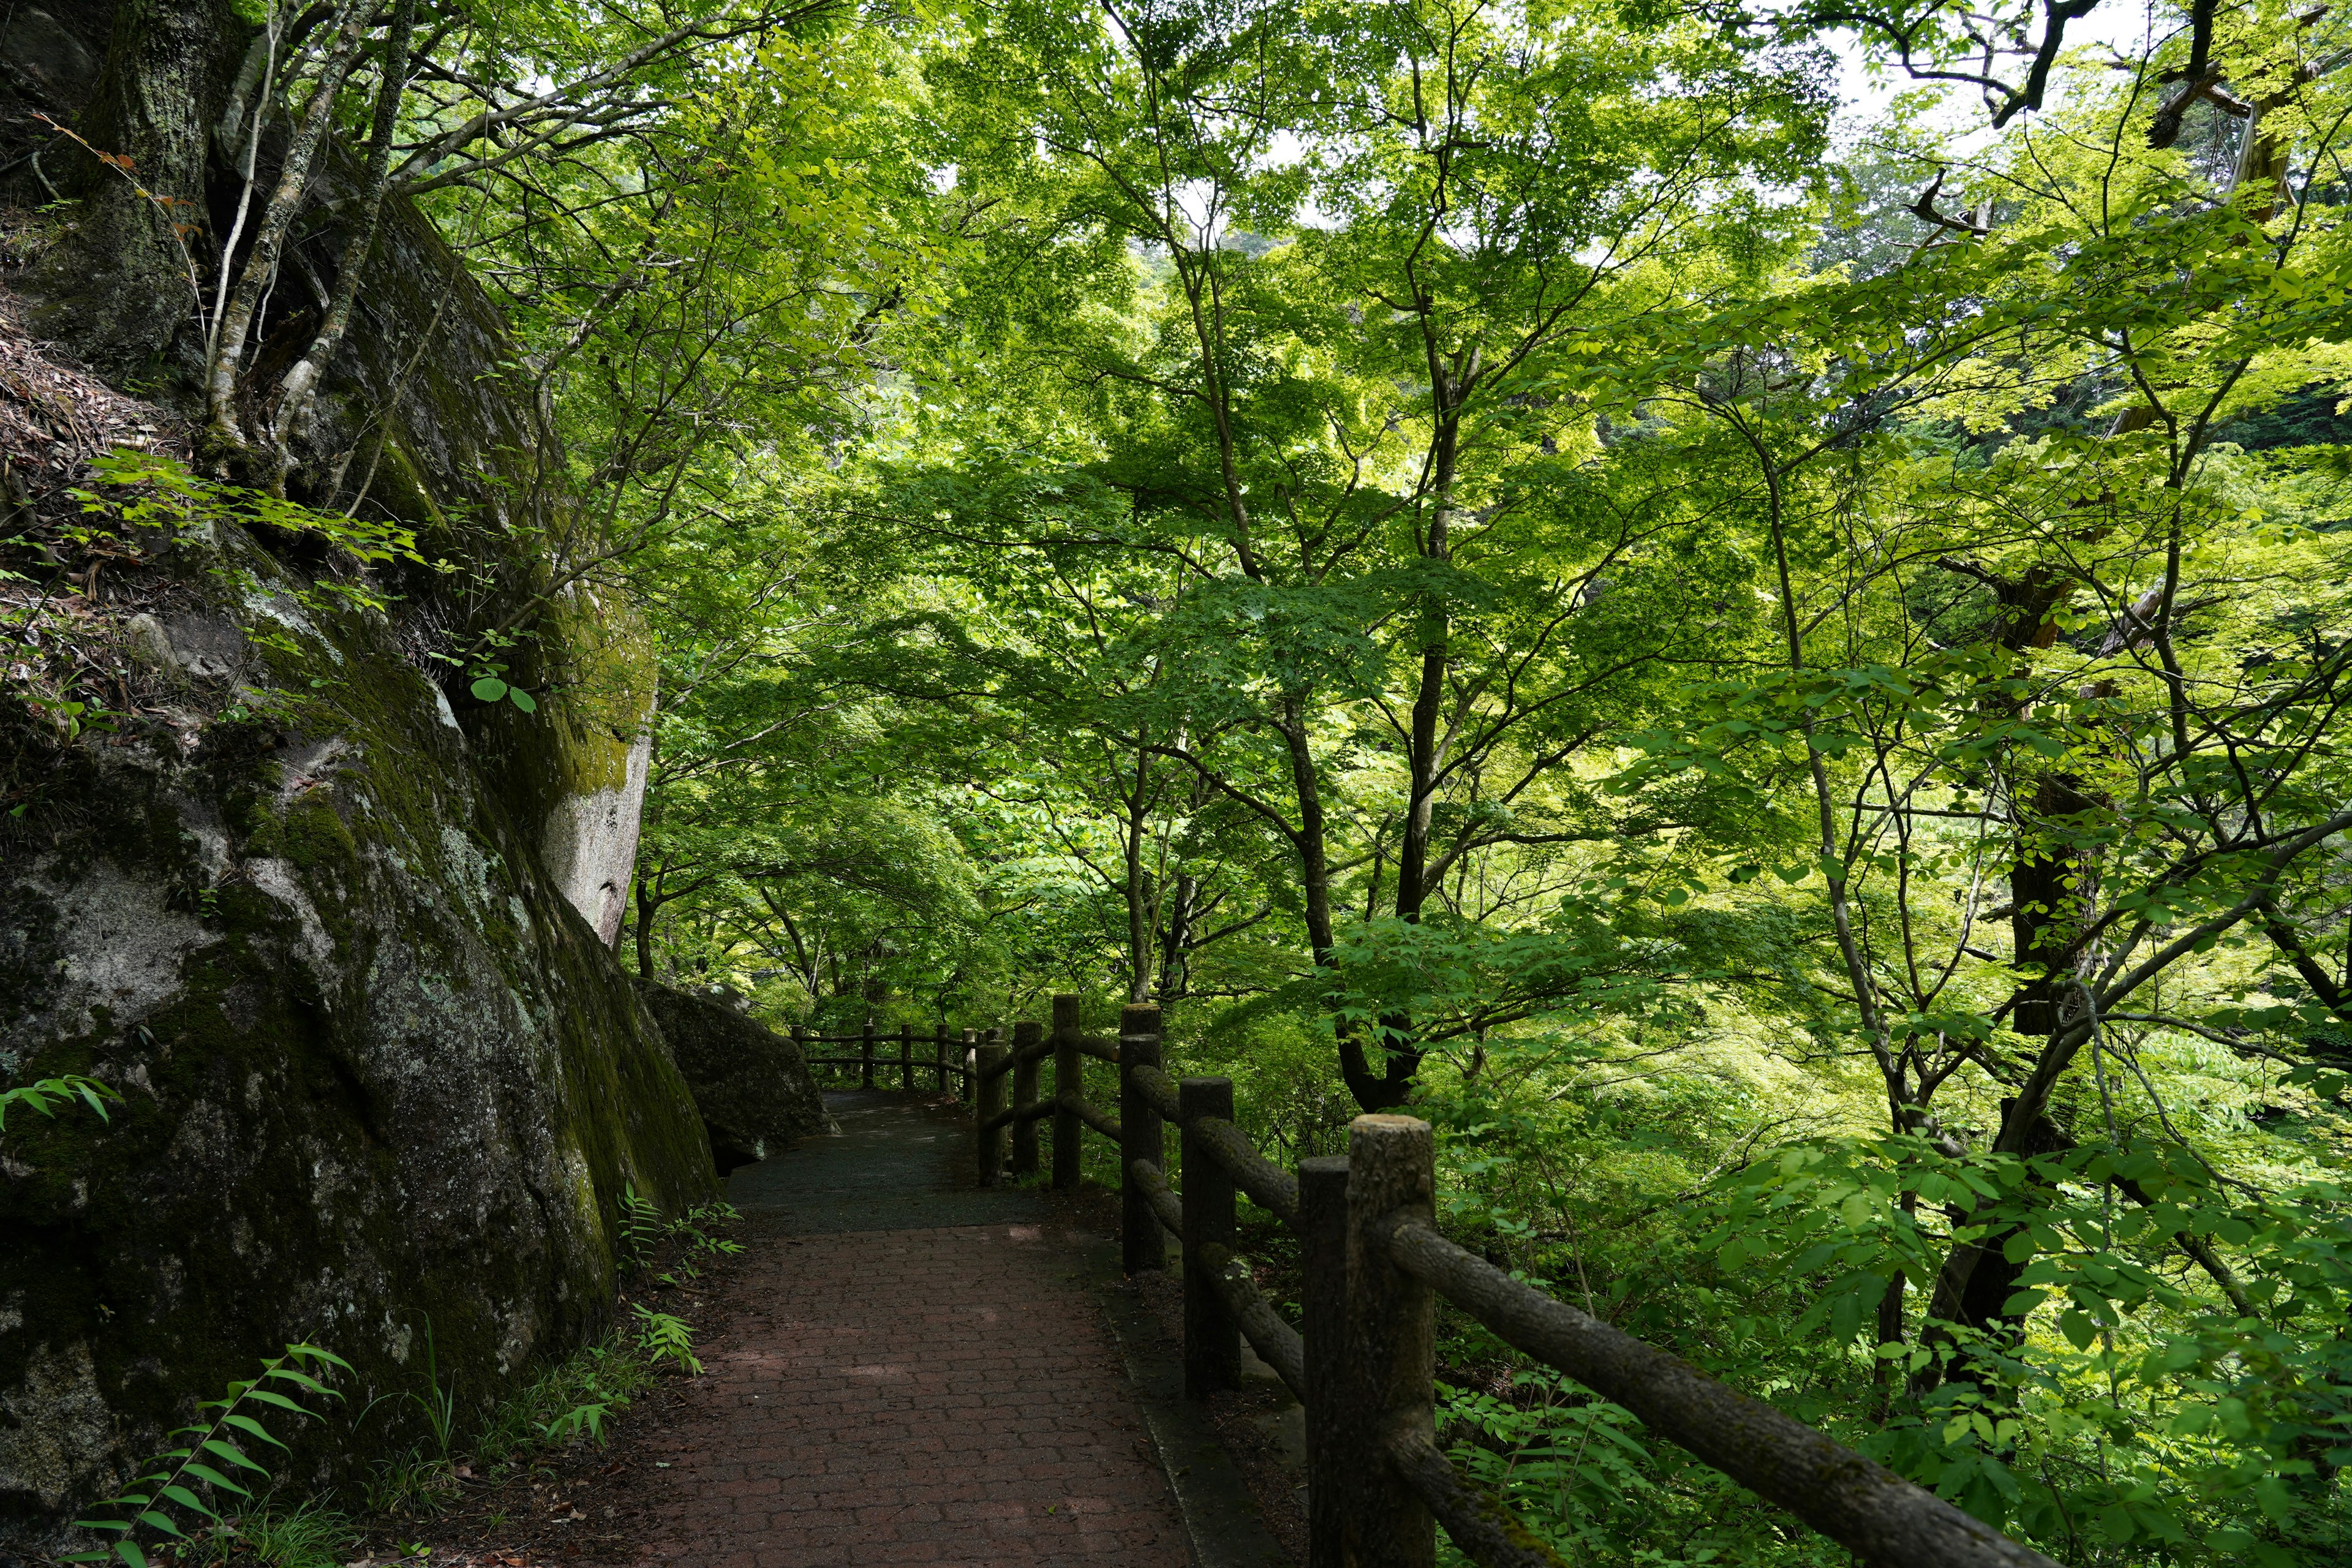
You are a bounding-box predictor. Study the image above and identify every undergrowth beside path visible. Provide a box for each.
[43,1202,744,1568]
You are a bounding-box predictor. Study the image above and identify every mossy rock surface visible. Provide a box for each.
[0,16,710,1548]
[631,982,832,1171]
[0,533,715,1544]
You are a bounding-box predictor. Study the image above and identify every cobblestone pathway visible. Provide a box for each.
[618,1092,1192,1568]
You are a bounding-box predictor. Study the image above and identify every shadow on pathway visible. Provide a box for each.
[608,1091,1194,1568]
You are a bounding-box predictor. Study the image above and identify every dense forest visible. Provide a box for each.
[6,0,2351,1562]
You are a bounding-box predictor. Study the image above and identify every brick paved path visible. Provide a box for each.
[621,1093,1191,1568]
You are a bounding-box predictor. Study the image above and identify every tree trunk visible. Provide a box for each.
[42,0,242,375]
[1123,748,1156,1005]
[633,876,665,979]
[1156,870,1198,1008]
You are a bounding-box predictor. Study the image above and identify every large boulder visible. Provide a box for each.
[0,9,715,1541]
[0,493,719,1543]
[633,982,831,1172]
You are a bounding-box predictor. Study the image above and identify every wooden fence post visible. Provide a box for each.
[1180,1076,1238,1398]
[1343,1115,1436,1568]
[791,1025,812,1084]
[1051,994,1082,1191]
[960,1027,976,1104]
[860,1022,876,1090]
[1118,1003,1164,1275]
[976,1039,1008,1186]
[1011,1020,1043,1180]
[1299,1155,1349,1568]
[933,1023,949,1094]
[899,1025,914,1093]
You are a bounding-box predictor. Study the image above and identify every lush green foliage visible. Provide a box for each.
[519,1,2352,1558]
[22,0,2352,1561]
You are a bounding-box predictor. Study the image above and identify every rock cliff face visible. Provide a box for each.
[634,982,833,1172]
[0,6,715,1545]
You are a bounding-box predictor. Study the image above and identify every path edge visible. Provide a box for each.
[1084,1240,1292,1568]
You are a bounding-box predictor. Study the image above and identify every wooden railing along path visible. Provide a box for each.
[809,998,2057,1568]
[793,1021,986,1096]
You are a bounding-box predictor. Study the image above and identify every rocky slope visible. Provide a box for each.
[0,6,732,1542]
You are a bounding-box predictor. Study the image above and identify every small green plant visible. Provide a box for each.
[0,1074,119,1133]
[69,1344,348,1567]
[186,1496,357,1568]
[537,1400,611,1444]
[360,1450,460,1520]
[465,665,538,713]
[402,1319,459,1461]
[654,1200,744,1284]
[473,1339,653,1469]
[630,1304,701,1375]
[616,1182,662,1270]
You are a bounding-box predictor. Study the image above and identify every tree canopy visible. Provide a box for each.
[17,0,2352,1558]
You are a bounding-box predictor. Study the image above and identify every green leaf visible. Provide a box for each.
[241,1389,309,1414]
[470,676,508,702]
[114,1543,151,1568]
[263,1367,333,1396]
[201,1439,266,1473]
[220,1413,287,1448]
[2059,1311,2098,1351]
[179,1461,250,1496]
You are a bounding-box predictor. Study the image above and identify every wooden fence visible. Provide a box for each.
[791,1022,986,1097]
[821,998,2059,1568]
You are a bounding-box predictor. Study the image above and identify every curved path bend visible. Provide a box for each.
[620,1091,1194,1568]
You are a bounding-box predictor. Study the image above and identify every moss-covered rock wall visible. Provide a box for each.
[0,524,715,1536]
[0,7,717,1544]
[633,981,832,1172]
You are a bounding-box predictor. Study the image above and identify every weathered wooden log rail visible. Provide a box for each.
[963,997,2063,1568]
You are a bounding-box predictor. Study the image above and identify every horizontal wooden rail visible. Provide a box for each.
[797,1023,979,1107]
[1128,1061,1182,1120]
[980,1099,1054,1136]
[1378,1217,2060,1568]
[1187,1115,1298,1226]
[1196,1238,1305,1400]
[1058,1091,1121,1143]
[965,995,2054,1568]
[1129,1157,1183,1237]
[807,1054,970,1076]
[1384,1428,1566,1568]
